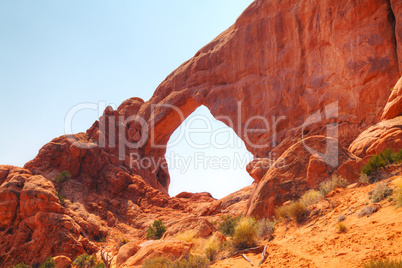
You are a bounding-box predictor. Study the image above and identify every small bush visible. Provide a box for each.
[257,218,276,239]
[218,215,240,237]
[118,236,130,247]
[40,257,55,268]
[275,204,289,220]
[362,258,402,268]
[276,201,307,223]
[288,201,307,223]
[359,173,371,184]
[320,175,349,196]
[174,254,209,268]
[95,263,105,268]
[337,223,347,233]
[94,234,107,242]
[357,205,379,218]
[142,255,209,268]
[300,190,323,207]
[369,182,393,203]
[55,171,71,184]
[142,256,173,268]
[232,217,258,250]
[394,177,402,208]
[176,230,196,243]
[337,214,346,222]
[13,263,29,268]
[204,237,221,261]
[57,192,65,206]
[146,219,167,240]
[72,254,103,268]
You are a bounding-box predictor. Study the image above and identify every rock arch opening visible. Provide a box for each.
[165,105,254,199]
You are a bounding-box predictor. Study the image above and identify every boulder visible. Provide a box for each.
[121,240,192,266]
[349,116,402,157]
[116,242,140,267]
[53,256,72,268]
[382,77,402,120]
[163,216,216,239]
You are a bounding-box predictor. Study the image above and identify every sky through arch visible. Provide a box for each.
[166,105,254,199]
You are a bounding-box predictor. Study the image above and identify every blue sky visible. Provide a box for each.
[0,0,254,198]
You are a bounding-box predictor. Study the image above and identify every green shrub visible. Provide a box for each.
[118,236,130,247]
[40,257,55,268]
[95,263,105,268]
[362,155,387,175]
[146,219,167,240]
[218,215,240,237]
[320,175,349,196]
[362,148,402,176]
[257,218,276,239]
[55,171,71,183]
[300,190,323,207]
[57,192,65,206]
[369,182,393,203]
[13,263,29,268]
[362,258,402,268]
[94,234,107,242]
[142,256,173,268]
[232,217,258,250]
[72,254,103,268]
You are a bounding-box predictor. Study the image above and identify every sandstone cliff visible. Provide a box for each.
[1,0,402,266]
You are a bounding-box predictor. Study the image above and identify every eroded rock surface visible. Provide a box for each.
[2,0,402,266]
[247,136,359,218]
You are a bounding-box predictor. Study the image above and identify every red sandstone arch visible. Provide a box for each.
[25,0,402,218]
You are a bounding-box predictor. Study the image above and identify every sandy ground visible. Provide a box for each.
[212,177,402,268]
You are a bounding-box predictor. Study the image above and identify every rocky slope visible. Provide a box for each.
[1,0,402,266]
[213,176,402,268]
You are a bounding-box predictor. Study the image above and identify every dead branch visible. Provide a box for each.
[242,254,254,266]
[231,245,266,257]
[258,245,268,267]
[100,244,114,268]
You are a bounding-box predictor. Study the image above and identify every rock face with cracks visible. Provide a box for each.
[24,0,401,198]
[246,136,359,217]
[1,0,402,266]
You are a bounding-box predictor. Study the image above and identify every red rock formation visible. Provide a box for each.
[3,0,402,265]
[162,216,216,239]
[349,116,402,157]
[116,242,140,267]
[121,240,193,267]
[391,0,402,73]
[382,77,402,120]
[349,77,402,157]
[23,0,401,198]
[137,0,400,169]
[0,166,92,267]
[246,136,358,218]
